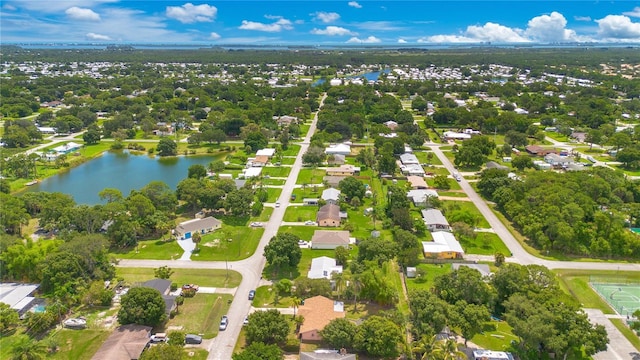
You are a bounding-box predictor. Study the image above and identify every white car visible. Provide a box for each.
[275,202,280,208]
[150,333,168,343]
[219,315,229,331]
[298,240,309,246]
[304,221,316,226]
[250,222,263,227]
[243,316,249,326]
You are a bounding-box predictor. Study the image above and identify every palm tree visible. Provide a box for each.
[332,272,347,300]
[412,335,439,360]
[349,274,362,313]
[291,296,302,318]
[191,232,201,250]
[11,335,47,360]
[434,338,467,360]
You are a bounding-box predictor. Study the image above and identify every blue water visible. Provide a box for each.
[27,151,223,204]
[312,69,390,87]
[32,304,45,313]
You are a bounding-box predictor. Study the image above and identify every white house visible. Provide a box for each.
[52,141,82,154]
[256,148,276,157]
[407,189,438,206]
[443,131,471,140]
[401,164,425,177]
[242,167,263,179]
[325,143,351,156]
[307,257,343,279]
[421,209,451,232]
[400,153,420,165]
[321,188,341,205]
[175,217,221,240]
[422,231,464,259]
[544,153,573,167]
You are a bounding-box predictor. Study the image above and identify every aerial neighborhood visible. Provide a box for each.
[1,46,640,360]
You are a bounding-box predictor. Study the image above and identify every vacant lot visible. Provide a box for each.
[116,267,242,288]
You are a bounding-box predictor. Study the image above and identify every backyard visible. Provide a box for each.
[115,267,242,288]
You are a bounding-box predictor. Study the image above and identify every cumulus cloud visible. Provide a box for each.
[346,35,381,43]
[86,32,111,40]
[209,32,220,40]
[239,17,293,32]
[311,26,354,36]
[166,3,217,23]
[66,7,101,21]
[420,35,479,43]
[596,15,640,40]
[348,1,362,9]
[623,7,640,18]
[398,38,407,43]
[574,16,592,22]
[525,12,580,42]
[466,23,528,42]
[312,11,340,23]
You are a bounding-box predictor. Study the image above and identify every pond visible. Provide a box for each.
[27,151,224,204]
[312,69,390,86]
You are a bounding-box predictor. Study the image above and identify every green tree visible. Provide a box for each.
[156,138,177,156]
[302,145,325,166]
[188,164,207,179]
[10,335,47,360]
[394,229,421,267]
[433,175,451,190]
[454,301,491,346]
[320,318,357,349]
[208,160,226,173]
[0,303,19,334]
[244,131,268,153]
[454,145,485,168]
[232,342,283,360]
[339,176,365,201]
[167,331,186,346]
[245,309,290,345]
[98,188,123,203]
[354,315,403,358]
[433,266,494,306]
[434,338,467,360]
[82,127,101,145]
[412,335,439,360]
[154,266,174,279]
[264,233,302,273]
[334,246,350,266]
[139,344,183,360]
[511,155,533,171]
[118,287,167,326]
[410,290,453,337]
[225,188,254,217]
[0,193,30,235]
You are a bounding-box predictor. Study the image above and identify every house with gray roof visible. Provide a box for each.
[421,209,451,232]
[321,188,341,205]
[175,216,221,240]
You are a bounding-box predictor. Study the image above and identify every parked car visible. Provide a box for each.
[248,290,256,300]
[250,222,263,227]
[150,333,168,343]
[219,316,229,331]
[243,316,249,326]
[298,240,309,246]
[182,284,199,291]
[275,201,280,208]
[304,220,316,226]
[185,334,202,344]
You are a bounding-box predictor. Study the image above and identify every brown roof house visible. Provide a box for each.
[251,155,269,167]
[407,175,428,189]
[525,145,556,156]
[92,324,152,360]
[311,230,350,250]
[316,204,341,227]
[298,296,345,342]
[326,164,359,177]
[175,216,221,240]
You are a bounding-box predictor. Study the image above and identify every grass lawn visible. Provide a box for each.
[555,269,640,315]
[471,320,518,351]
[414,151,442,165]
[441,201,490,228]
[436,191,468,197]
[427,178,462,190]
[262,166,292,178]
[545,132,570,142]
[279,157,296,165]
[278,144,301,157]
[460,232,510,256]
[296,168,326,184]
[261,178,286,186]
[164,294,232,339]
[405,263,452,292]
[112,238,184,260]
[290,187,324,202]
[265,187,282,203]
[283,206,317,222]
[116,267,242,287]
[49,329,111,360]
[253,207,273,222]
[610,319,640,351]
[278,225,317,241]
[194,227,264,261]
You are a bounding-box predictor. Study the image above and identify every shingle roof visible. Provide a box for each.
[421,209,449,226]
[317,204,340,222]
[321,188,341,201]
[298,296,345,336]
[91,325,152,360]
[176,217,221,234]
[311,230,350,246]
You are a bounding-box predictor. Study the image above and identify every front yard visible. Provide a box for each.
[115,267,242,288]
[194,227,264,261]
[164,294,233,339]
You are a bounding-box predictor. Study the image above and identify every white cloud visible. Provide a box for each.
[312,11,340,23]
[466,22,528,42]
[209,32,221,40]
[348,1,362,9]
[623,7,640,18]
[355,21,403,31]
[421,35,479,43]
[166,3,217,24]
[86,32,111,41]
[397,38,407,43]
[596,15,640,40]
[574,16,592,22]
[346,36,381,43]
[525,12,581,42]
[311,26,354,36]
[239,17,293,32]
[3,4,16,10]
[66,7,101,21]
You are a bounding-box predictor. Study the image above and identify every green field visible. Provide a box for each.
[163,294,233,339]
[296,168,326,184]
[405,263,452,292]
[283,206,318,222]
[49,329,111,360]
[460,232,510,256]
[194,227,264,261]
[262,166,292,178]
[116,267,242,288]
[112,238,184,260]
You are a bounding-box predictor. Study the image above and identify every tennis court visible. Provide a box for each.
[591,282,640,316]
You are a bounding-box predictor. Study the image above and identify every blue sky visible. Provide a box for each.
[2,1,640,44]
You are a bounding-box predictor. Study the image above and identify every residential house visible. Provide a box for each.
[273,115,299,127]
[327,154,345,165]
[52,141,82,154]
[321,188,341,205]
[485,161,509,171]
[570,132,587,143]
[317,204,341,227]
[443,131,471,140]
[384,120,398,130]
[407,189,438,206]
[311,230,351,250]
[325,143,351,156]
[256,148,276,157]
[175,216,221,240]
[91,324,152,360]
[242,167,263,179]
[308,257,343,279]
[298,296,345,342]
[525,145,556,156]
[422,231,464,259]
[544,153,574,167]
[421,209,451,232]
[400,153,420,165]
[326,164,359,176]
[0,283,40,317]
[142,279,176,316]
[401,164,426,177]
[323,176,346,188]
[407,175,428,189]
[472,350,514,360]
[300,351,356,360]
[251,155,269,167]
[233,179,247,190]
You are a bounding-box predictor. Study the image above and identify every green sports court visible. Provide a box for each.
[591,282,640,316]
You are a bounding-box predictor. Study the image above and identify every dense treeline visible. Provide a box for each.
[478,167,640,258]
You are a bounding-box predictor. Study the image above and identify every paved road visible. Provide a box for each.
[121,94,326,359]
[429,145,640,271]
[585,309,640,360]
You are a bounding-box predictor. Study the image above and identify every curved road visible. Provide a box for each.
[119,94,326,360]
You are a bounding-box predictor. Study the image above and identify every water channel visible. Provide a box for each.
[27,151,223,204]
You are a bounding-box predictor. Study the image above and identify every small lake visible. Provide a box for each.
[27,151,223,204]
[312,69,390,86]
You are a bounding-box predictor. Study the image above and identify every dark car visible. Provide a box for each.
[185,334,202,344]
[248,290,256,300]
